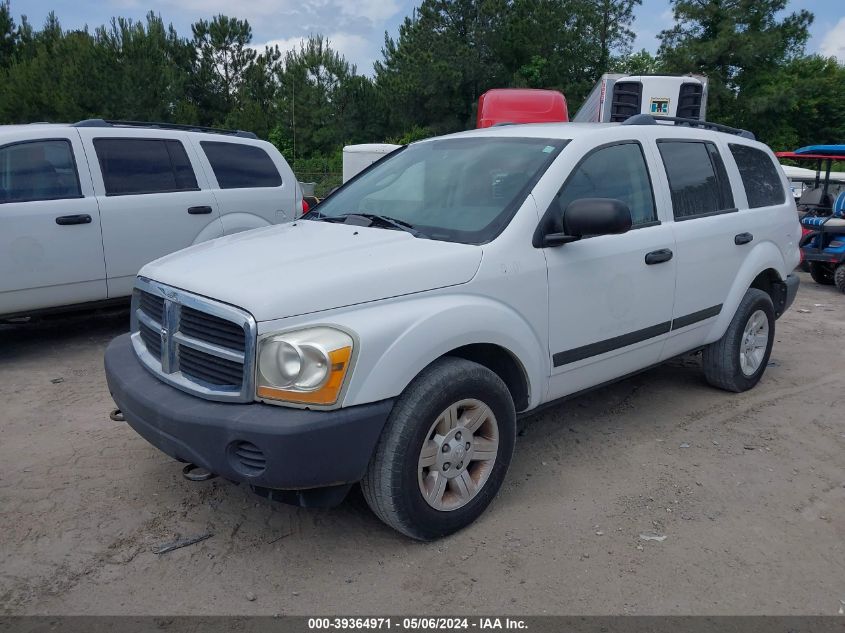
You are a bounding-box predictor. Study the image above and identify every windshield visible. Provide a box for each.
[309,137,567,244]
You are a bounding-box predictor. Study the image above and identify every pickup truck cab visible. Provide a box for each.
[0,120,302,319]
[105,116,800,540]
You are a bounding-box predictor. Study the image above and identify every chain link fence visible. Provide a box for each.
[295,172,343,199]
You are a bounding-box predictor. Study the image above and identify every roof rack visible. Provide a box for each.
[73,118,258,139]
[622,113,755,140]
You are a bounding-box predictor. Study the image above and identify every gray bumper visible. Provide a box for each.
[105,333,393,503]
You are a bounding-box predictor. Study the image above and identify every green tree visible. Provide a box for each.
[191,15,257,124]
[658,0,813,136]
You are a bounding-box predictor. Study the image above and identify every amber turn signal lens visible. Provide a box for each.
[257,346,352,406]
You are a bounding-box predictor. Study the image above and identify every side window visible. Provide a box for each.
[201,141,282,189]
[729,144,786,208]
[0,139,82,203]
[557,142,657,227]
[94,138,199,196]
[658,140,735,220]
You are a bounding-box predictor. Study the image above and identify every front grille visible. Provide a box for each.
[178,344,244,386]
[138,321,162,360]
[180,306,246,352]
[139,291,164,324]
[130,280,256,402]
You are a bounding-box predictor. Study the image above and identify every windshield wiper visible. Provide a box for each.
[312,212,428,238]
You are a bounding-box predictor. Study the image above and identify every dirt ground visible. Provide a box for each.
[1,271,843,616]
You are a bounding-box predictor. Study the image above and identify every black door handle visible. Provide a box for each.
[645,248,673,265]
[735,232,753,245]
[188,206,213,215]
[55,214,92,225]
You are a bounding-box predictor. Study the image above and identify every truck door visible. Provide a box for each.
[650,138,749,359]
[78,129,224,298]
[0,134,106,316]
[542,141,677,400]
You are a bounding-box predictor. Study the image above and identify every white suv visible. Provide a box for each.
[105,116,800,540]
[0,120,303,319]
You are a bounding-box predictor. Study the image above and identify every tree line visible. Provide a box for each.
[1,0,843,175]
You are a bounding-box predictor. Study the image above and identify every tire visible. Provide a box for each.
[835,264,845,294]
[809,261,834,285]
[702,289,775,393]
[361,357,516,540]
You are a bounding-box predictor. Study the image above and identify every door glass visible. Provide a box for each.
[0,140,82,203]
[94,138,199,196]
[658,141,734,219]
[201,141,282,189]
[557,142,657,226]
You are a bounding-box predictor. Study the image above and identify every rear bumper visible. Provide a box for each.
[773,273,799,318]
[105,333,393,504]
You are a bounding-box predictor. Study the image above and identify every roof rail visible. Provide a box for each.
[73,118,258,139]
[622,113,755,140]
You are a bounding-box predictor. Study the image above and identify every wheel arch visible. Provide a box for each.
[442,343,530,412]
[704,242,787,343]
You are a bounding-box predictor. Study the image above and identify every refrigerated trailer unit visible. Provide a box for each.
[573,74,708,123]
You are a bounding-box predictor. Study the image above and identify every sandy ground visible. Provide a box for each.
[0,271,843,616]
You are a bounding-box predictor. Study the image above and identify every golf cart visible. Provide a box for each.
[776,145,845,292]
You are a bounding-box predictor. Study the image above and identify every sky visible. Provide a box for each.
[12,0,845,77]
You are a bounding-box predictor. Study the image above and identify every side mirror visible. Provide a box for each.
[542,198,632,246]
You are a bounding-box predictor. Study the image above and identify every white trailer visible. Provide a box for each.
[342,144,401,183]
[573,74,709,123]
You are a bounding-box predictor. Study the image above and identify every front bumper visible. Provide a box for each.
[105,334,393,503]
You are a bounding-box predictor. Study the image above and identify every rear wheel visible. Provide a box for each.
[703,289,775,393]
[835,264,845,294]
[361,357,516,540]
[809,261,835,285]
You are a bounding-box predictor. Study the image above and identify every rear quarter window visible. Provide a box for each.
[201,141,282,189]
[729,144,786,208]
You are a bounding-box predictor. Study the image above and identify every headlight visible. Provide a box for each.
[256,327,354,406]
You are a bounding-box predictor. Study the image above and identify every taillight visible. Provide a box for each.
[301,199,310,215]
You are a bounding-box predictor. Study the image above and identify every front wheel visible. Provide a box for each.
[702,288,775,393]
[361,357,516,540]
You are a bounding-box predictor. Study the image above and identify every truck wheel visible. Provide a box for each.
[361,357,516,540]
[702,289,775,393]
[835,264,845,294]
[809,262,834,285]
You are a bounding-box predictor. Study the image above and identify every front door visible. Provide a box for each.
[542,141,677,400]
[0,135,106,316]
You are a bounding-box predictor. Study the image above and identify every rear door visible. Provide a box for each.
[653,138,750,359]
[78,130,224,298]
[0,134,106,316]
[193,138,297,231]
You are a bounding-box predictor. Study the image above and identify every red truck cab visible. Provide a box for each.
[476,89,569,128]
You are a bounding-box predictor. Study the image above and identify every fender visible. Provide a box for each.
[702,239,788,345]
[213,212,276,239]
[296,293,550,410]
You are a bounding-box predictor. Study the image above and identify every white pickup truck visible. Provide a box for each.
[0,120,303,319]
[105,116,800,540]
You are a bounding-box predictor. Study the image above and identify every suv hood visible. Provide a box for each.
[140,220,483,322]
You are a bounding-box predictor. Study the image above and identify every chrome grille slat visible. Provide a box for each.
[178,345,244,386]
[130,279,257,403]
[180,306,246,352]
